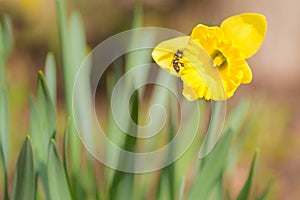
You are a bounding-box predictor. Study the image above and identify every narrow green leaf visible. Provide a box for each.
[227,99,251,170]
[156,106,176,200]
[45,52,57,106]
[187,128,233,200]
[63,118,86,200]
[132,0,143,28]
[0,91,9,199]
[109,91,139,200]
[0,90,9,200]
[63,118,71,179]
[29,97,44,165]
[47,139,72,200]
[30,72,56,167]
[0,90,9,169]
[28,96,50,198]
[0,15,13,91]
[199,100,226,159]
[56,0,72,115]
[0,21,4,60]
[125,0,154,99]
[104,72,127,190]
[69,11,86,75]
[156,176,171,200]
[56,6,87,117]
[209,174,224,200]
[81,158,100,200]
[2,15,13,59]
[166,116,176,200]
[30,72,56,197]
[62,118,72,194]
[179,177,185,200]
[237,150,259,200]
[68,11,95,147]
[37,71,56,137]
[0,22,5,92]
[0,146,9,200]
[12,136,35,200]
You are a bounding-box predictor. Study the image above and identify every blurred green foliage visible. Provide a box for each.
[0,0,294,200]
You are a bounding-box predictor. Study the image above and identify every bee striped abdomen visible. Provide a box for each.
[172,49,184,73]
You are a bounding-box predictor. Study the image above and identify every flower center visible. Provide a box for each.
[211,50,227,68]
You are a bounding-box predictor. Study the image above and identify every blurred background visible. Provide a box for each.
[0,0,299,199]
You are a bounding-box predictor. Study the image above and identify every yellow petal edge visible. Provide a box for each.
[221,13,267,58]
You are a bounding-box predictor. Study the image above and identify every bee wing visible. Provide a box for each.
[152,36,226,100]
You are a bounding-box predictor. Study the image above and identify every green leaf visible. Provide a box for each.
[179,177,185,200]
[0,90,9,200]
[1,15,13,59]
[0,15,13,91]
[29,97,43,165]
[199,101,226,159]
[226,99,251,170]
[47,139,72,200]
[0,90,9,170]
[12,136,35,200]
[166,116,176,200]
[109,91,139,200]
[62,118,71,178]
[209,174,224,200]
[156,107,176,200]
[0,145,9,200]
[68,11,94,146]
[237,150,259,200]
[29,96,50,198]
[187,128,233,200]
[30,71,57,196]
[125,0,154,99]
[62,118,72,190]
[37,71,56,138]
[30,72,56,167]
[56,0,72,115]
[156,176,171,200]
[0,24,5,92]
[63,118,85,200]
[45,52,57,106]
[132,0,143,28]
[81,158,100,200]
[69,11,86,75]
[0,21,4,60]
[67,13,98,199]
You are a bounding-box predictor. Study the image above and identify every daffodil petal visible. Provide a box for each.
[152,36,227,101]
[220,13,267,58]
[181,65,209,100]
[191,24,225,55]
[182,39,226,100]
[240,61,252,83]
[151,36,191,77]
[182,80,199,101]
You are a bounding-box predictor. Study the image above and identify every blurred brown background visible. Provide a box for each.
[0,0,299,199]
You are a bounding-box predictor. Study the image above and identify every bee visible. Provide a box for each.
[172,49,184,73]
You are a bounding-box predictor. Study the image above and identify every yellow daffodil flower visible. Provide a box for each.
[152,13,267,101]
